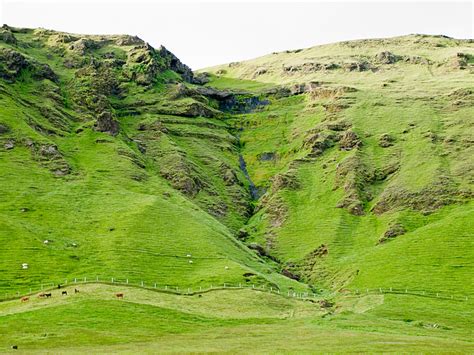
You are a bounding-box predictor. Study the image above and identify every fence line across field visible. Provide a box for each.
[0,276,470,303]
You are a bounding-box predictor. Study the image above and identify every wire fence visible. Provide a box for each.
[343,287,470,302]
[0,277,318,303]
[0,277,470,303]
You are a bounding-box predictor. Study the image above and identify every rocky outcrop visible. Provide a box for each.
[375,51,401,64]
[94,111,120,136]
[304,131,338,157]
[339,130,361,151]
[158,45,194,83]
[0,48,58,83]
[271,170,300,193]
[0,25,17,45]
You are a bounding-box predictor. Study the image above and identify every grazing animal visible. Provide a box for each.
[116,293,124,299]
[62,291,68,296]
[38,293,45,298]
[11,345,18,350]
[21,297,29,303]
[57,284,61,289]
[44,293,52,298]
[74,288,80,294]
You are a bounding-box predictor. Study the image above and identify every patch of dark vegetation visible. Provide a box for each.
[379,133,396,147]
[0,123,10,134]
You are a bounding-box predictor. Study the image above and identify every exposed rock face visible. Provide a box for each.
[192,72,210,85]
[0,48,57,83]
[192,86,269,113]
[158,45,194,83]
[94,111,120,136]
[69,38,99,55]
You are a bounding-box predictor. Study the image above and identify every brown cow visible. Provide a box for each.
[21,297,29,303]
[115,293,124,299]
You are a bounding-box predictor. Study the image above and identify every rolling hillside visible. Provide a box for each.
[0,26,473,351]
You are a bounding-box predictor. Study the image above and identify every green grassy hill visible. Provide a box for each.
[203,34,474,295]
[0,26,473,351]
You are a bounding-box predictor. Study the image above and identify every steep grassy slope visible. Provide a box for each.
[203,34,474,296]
[0,25,304,295]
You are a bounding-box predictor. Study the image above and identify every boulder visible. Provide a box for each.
[4,140,14,150]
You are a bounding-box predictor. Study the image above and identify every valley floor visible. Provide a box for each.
[0,284,473,353]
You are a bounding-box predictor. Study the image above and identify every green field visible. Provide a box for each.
[1,284,473,353]
[0,26,473,352]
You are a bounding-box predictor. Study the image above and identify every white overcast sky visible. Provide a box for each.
[0,0,472,69]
